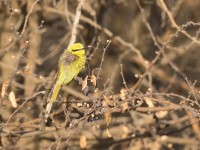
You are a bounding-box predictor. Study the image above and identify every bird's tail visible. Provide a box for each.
[45,81,61,121]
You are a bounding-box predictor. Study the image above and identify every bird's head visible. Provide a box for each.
[68,43,85,57]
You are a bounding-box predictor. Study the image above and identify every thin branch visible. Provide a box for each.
[68,0,85,48]
[159,0,200,45]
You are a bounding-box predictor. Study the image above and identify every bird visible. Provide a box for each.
[45,43,86,121]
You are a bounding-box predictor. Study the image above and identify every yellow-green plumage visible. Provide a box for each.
[45,43,86,120]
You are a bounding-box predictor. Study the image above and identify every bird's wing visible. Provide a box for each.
[59,51,78,66]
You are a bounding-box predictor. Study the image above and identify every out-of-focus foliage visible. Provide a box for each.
[0,0,200,149]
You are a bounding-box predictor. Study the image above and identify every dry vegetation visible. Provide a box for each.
[1,0,200,149]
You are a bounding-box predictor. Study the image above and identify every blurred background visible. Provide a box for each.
[1,0,200,149]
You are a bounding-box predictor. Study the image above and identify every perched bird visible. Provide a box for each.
[45,43,86,120]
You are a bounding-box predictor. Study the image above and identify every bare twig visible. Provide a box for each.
[120,64,128,89]
[21,0,40,35]
[68,0,85,48]
[159,0,200,45]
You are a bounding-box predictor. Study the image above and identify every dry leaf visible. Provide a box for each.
[81,75,88,91]
[120,88,128,100]
[155,111,167,118]
[9,91,17,108]
[104,112,111,126]
[144,97,154,107]
[121,102,128,112]
[24,60,30,74]
[121,126,129,138]
[91,73,97,86]
[106,128,112,138]
[104,112,112,137]
[103,95,113,106]
[80,135,87,149]
[1,79,9,98]
[144,97,167,118]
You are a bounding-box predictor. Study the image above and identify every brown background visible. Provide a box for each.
[0,0,200,149]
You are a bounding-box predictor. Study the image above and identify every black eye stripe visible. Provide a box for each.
[72,49,82,52]
[72,47,86,51]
